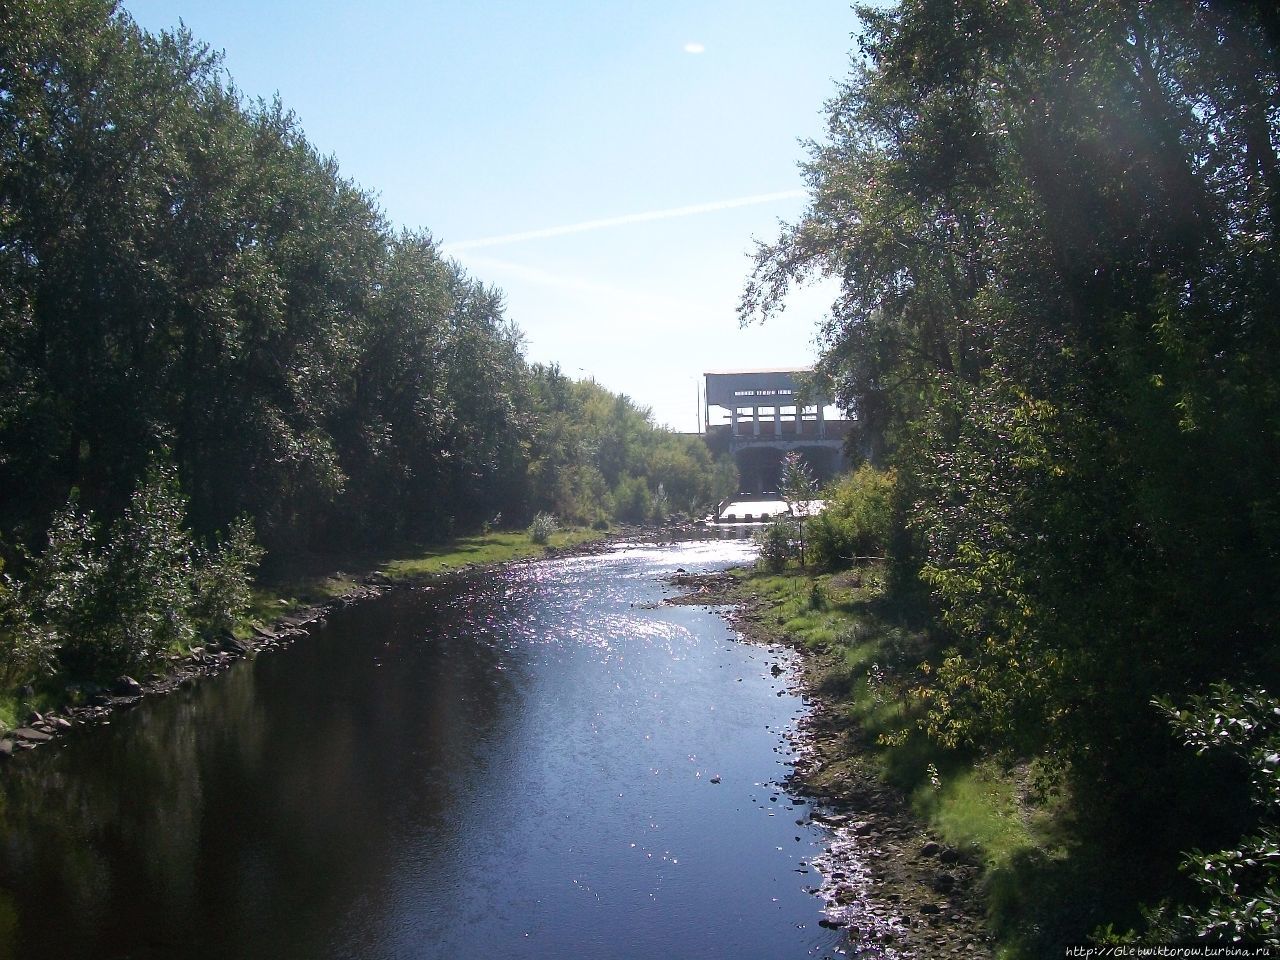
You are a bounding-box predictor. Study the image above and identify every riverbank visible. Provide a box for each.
[244,527,609,631]
[0,535,880,959]
[5,531,1029,953]
[0,526,609,759]
[666,565,1015,957]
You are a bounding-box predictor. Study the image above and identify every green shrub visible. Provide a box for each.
[809,465,896,571]
[24,498,105,678]
[1145,684,1280,946]
[650,482,670,523]
[191,516,265,636]
[755,519,798,573]
[0,561,57,689]
[528,512,558,545]
[7,456,265,681]
[611,473,651,523]
[94,458,198,668]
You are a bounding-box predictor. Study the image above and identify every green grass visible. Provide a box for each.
[0,686,63,733]
[0,697,18,732]
[914,764,1035,864]
[743,570,871,650]
[729,560,1068,956]
[383,528,598,578]
[242,527,604,633]
[241,578,354,634]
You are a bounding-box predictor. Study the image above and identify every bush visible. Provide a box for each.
[809,465,896,571]
[650,482,670,523]
[528,512,558,545]
[755,519,798,573]
[24,498,106,678]
[95,458,198,668]
[1144,684,1280,946]
[191,516,265,636]
[0,561,56,689]
[611,473,651,524]
[6,456,265,681]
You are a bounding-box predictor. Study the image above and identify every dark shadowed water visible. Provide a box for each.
[0,540,847,960]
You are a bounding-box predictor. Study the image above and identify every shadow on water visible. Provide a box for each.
[0,540,850,960]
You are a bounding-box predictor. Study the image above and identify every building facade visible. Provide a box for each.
[704,368,849,494]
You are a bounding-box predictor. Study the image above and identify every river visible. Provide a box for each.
[0,539,849,959]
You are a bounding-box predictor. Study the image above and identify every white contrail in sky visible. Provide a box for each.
[459,254,708,315]
[442,189,805,252]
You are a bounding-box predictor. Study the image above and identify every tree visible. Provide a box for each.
[779,452,818,566]
[742,0,1280,936]
[1149,685,1280,946]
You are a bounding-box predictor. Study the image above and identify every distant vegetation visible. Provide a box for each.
[745,0,1280,950]
[0,2,736,694]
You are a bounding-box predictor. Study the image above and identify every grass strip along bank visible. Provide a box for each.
[681,561,1082,959]
[0,527,605,753]
[245,527,603,629]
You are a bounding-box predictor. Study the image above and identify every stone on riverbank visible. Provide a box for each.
[112,676,144,696]
[12,728,53,743]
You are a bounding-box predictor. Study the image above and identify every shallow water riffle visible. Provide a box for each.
[0,539,858,960]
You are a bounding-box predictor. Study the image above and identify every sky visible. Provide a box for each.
[122,0,858,431]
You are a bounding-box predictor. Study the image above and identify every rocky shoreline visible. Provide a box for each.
[665,569,994,959]
[1,537,992,956]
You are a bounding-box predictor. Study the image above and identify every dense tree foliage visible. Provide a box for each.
[1149,683,1280,945]
[525,366,737,525]
[745,0,1280,945]
[0,0,735,687]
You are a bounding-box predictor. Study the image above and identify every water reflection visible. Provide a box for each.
[0,540,843,960]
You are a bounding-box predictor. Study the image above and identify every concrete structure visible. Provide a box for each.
[714,496,826,524]
[704,368,849,495]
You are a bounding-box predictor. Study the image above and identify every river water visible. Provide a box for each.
[0,540,848,959]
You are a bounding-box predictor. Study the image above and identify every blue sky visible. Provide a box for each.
[122,0,857,431]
